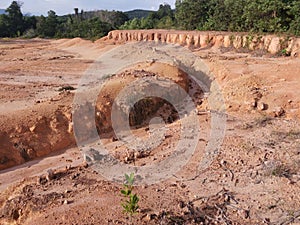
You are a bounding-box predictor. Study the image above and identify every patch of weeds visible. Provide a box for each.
[100,73,114,81]
[271,164,290,178]
[264,161,291,178]
[220,46,235,53]
[252,49,269,57]
[253,116,273,127]
[277,48,291,57]
[271,129,300,141]
[120,173,139,217]
[287,130,300,139]
[0,156,9,164]
[151,190,237,224]
[257,35,263,43]
[238,122,253,130]
[245,34,254,48]
[237,47,252,53]
[229,34,235,44]
[58,86,76,92]
[239,141,256,153]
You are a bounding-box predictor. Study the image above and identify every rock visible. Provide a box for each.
[37,176,43,185]
[68,122,73,133]
[134,151,142,159]
[63,200,70,205]
[268,37,281,54]
[112,136,118,142]
[46,169,55,181]
[272,107,285,117]
[29,125,36,132]
[81,161,89,168]
[70,173,80,180]
[223,35,231,47]
[145,213,157,221]
[233,36,242,49]
[220,159,227,165]
[238,209,250,219]
[178,201,185,209]
[250,100,257,109]
[200,34,209,47]
[291,38,300,57]
[26,148,35,158]
[258,102,267,111]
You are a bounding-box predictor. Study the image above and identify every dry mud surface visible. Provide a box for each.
[0,33,300,225]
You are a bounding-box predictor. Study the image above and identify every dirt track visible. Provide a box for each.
[0,33,300,224]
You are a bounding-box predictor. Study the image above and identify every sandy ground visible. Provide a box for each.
[0,36,300,224]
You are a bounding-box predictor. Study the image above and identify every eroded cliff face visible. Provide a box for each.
[106,30,300,57]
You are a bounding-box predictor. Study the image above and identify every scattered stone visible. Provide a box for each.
[251,100,257,108]
[70,173,80,180]
[46,169,55,181]
[66,165,72,170]
[81,161,89,168]
[272,107,285,117]
[258,102,267,111]
[224,194,230,202]
[145,213,157,221]
[180,183,187,189]
[134,151,142,159]
[63,200,70,205]
[178,201,185,209]
[112,136,118,142]
[220,160,227,165]
[29,125,36,132]
[238,209,250,219]
[37,176,43,185]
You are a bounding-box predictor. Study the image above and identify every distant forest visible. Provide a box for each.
[0,0,299,39]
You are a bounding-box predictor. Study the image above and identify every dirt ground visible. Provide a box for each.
[0,35,300,225]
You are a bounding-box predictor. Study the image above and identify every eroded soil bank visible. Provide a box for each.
[0,34,300,224]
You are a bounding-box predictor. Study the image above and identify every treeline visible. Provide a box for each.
[0,0,299,39]
[0,1,128,39]
[121,0,300,36]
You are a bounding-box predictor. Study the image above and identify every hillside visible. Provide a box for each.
[125,9,154,19]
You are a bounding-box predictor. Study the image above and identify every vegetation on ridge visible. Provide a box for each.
[0,0,299,39]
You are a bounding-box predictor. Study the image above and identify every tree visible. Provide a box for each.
[243,0,289,33]
[5,1,24,36]
[79,17,113,39]
[120,18,141,30]
[0,15,10,37]
[289,0,300,35]
[37,10,58,37]
[140,17,155,29]
[203,0,230,31]
[175,0,209,30]
[157,4,173,19]
[156,16,175,29]
[24,15,37,30]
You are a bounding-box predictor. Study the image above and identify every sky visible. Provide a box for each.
[0,0,176,15]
